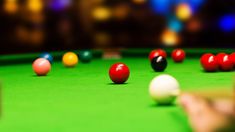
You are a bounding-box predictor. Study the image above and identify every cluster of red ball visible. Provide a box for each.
[148,49,186,63]
[200,53,235,72]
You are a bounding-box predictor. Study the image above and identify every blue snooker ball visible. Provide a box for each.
[39,52,53,63]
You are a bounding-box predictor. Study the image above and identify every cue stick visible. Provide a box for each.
[184,90,234,100]
[170,76,235,100]
[171,88,234,100]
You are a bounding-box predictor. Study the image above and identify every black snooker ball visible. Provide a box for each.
[151,56,167,72]
[79,50,93,63]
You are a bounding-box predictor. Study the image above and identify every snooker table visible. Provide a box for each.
[0,49,234,132]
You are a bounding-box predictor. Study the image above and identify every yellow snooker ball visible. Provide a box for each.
[62,52,78,67]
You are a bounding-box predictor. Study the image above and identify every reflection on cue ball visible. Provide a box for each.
[149,74,180,105]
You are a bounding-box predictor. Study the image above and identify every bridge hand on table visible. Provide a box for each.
[179,93,235,132]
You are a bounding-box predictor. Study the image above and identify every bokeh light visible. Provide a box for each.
[174,0,204,12]
[30,30,44,46]
[189,0,205,12]
[149,0,171,15]
[27,0,43,13]
[48,0,72,11]
[161,29,180,46]
[219,15,235,32]
[92,6,112,21]
[176,3,192,21]
[189,0,204,5]
[186,18,202,32]
[3,0,18,14]
[112,4,130,20]
[168,18,183,32]
[16,26,44,46]
[16,26,28,44]
[189,0,205,8]
[2,0,235,51]
[132,0,146,5]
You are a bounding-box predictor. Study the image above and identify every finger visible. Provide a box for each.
[213,99,235,116]
[179,93,214,117]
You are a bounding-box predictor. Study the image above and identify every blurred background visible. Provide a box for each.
[0,0,235,54]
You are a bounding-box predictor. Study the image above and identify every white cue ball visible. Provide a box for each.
[149,74,180,105]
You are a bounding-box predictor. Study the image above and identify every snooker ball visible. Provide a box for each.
[149,49,167,61]
[32,58,51,76]
[62,52,79,67]
[149,74,180,105]
[151,56,167,72]
[79,50,92,63]
[171,49,185,62]
[217,54,233,71]
[39,52,53,63]
[109,63,130,84]
[200,53,218,72]
[216,53,226,61]
[229,53,235,67]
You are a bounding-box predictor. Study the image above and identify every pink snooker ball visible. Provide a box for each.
[33,58,51,76]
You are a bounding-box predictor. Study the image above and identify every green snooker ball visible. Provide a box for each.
[79,50,93,63]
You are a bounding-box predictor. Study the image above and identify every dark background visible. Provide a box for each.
[0,0,235,54]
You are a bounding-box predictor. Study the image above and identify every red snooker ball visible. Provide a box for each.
[33,58,51,76]
[171,49,186,62]
[109,63,130,84]
[149,49,167,61]
[217,54,233,71]
[216,53,226,61]
[230,53,235,66]
[200,53,218,72]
